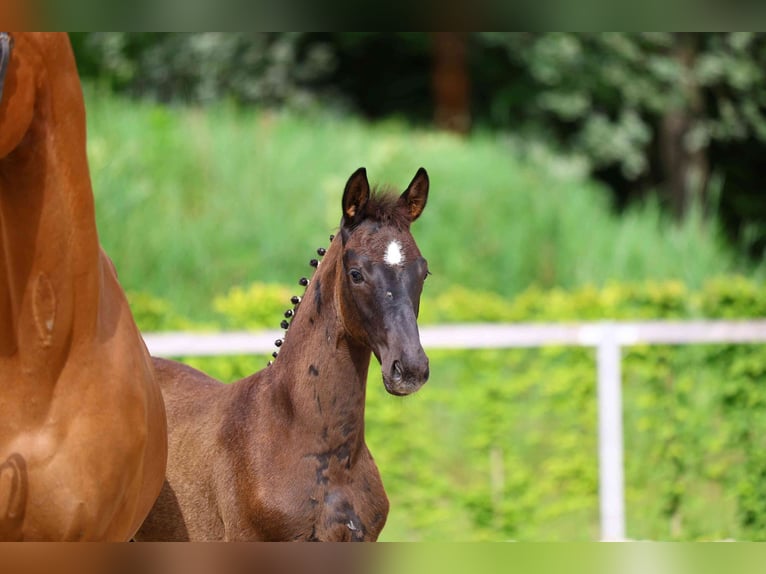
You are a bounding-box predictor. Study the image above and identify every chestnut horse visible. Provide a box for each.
[136,168,430,541]
[0,33,167,540]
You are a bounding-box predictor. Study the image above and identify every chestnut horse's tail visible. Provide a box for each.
[0,453,28,540]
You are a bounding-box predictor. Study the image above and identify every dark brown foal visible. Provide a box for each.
[136,168,430,541]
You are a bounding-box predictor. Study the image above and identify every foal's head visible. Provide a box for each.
[337,167,430,396]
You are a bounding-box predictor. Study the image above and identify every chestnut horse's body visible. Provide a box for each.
[137,168,430,541]
[0,33,167,540]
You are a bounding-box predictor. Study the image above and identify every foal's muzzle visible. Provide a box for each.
[382,347,429,396]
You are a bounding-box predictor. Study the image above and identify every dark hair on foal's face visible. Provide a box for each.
[338,167,430,396]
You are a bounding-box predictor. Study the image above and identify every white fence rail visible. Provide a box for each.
[144,319,766,541]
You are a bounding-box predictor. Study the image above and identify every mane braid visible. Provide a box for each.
[269,233,333,365]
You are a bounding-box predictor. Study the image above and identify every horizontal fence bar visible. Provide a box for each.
[143,320,766,357]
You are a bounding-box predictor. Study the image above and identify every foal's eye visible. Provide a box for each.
[349,269,364,284]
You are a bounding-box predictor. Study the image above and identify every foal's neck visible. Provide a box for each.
[250,238,371,448]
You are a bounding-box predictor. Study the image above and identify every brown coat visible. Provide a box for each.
[137,168,430,541]
[0,33,167,540]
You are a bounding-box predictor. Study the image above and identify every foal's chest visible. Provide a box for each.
[257,451,389,541]
[305,480,388,541]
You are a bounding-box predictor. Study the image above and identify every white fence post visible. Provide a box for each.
[596,323,626,541]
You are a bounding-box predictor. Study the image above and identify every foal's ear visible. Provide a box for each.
[342,167,370,225]
[399,167,429,222]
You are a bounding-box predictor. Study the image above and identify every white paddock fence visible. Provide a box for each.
[144,319,766,541]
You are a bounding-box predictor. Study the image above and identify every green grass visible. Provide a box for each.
[84,87,757,320]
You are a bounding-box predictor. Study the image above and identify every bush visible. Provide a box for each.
[73,33,337,108]
[212,282,294,330]
[129,277,766,540]
[126,291,204,331]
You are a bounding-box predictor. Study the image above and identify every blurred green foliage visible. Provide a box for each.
[71,32,766,258]
[71,33,336,108]
[85,90,755,321]
[478,34,766,171]
[212,282,293,330]
[476,33,766,257]
[131,278,766,541]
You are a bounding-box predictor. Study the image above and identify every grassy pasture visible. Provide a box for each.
[84,88,753,321]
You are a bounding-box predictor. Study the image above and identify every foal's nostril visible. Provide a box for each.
[391,360,403,384]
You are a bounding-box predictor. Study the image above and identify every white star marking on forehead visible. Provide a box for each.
[384,240,404,266]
